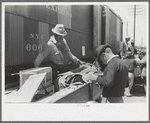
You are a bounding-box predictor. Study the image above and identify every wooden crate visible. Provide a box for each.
[19,67,52,88]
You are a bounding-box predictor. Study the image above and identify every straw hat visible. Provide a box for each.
[51,24,67,36]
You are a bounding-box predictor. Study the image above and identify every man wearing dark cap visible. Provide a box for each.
[88,44,128,103]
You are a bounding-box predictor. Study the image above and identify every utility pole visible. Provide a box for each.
[128,5,144,47]
[133,5,136,42]
[126,21,128,36]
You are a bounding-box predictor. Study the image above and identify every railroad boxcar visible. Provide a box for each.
[5,5,123,88]
[101,5,123,54]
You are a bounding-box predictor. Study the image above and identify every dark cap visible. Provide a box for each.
[96,44,111,60]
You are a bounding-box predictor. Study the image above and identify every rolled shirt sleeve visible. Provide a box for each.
[34,44,52,67]
[34,53,45,67]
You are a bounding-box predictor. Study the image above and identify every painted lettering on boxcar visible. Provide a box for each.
[46,5,72,18]
[30,33,44,40]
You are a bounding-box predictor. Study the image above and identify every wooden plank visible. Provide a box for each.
[6,73,46,103]
[55,84,90,103]
[37,84,88,103]
[37,81,103,103]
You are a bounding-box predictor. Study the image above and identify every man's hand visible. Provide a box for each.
[82,74,98,83]
[78,60,86,65]
[73,58,86,65]
[88,74,98,81]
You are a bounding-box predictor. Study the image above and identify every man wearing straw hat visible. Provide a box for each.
[34,24,84,77]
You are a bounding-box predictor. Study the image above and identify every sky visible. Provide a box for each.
[105,3,148,47]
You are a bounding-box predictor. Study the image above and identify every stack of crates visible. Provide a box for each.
[19,67,54,97]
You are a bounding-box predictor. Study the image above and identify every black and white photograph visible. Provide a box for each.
[1,1,149,121]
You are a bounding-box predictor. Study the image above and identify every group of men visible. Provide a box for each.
[120,36,147,97]
[34,24,146,103]
[120,36,137,59]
